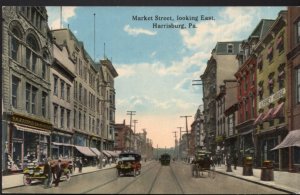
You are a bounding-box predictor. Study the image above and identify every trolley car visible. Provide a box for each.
[159,153,171,166]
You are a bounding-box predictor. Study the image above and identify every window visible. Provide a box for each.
[25,83,38,114]
[42,53,48,79]
[26,35,39,73]
[267,46,273,62]
[79,84,82,102]
[61,80,65,99]
[10,28,21,61]
[74,81,77,100]
[60,107,64,128]
[276,35,284,53]
[74,109,77,128]
[268,77,274,95]
[257,57,263,71]
[54,104,58,125]
[41,92,47,117]
[53,75,58,96]
[89,116,91,131]
[67,110,70,128]
[83,113,86,130]
[296,19,300,44]
[12,76,20,108]
[227,44,233,53]
[296,67,300,104]
[79,112,81,129]
[66,84,70,102]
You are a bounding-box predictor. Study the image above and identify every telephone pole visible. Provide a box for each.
[127,111,136,151]
[133,119,138,152]
[177,127,185,160]
[180,116,192,157]
[172,131,178,159]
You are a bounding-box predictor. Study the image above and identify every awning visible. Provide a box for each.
[239,129,253,136]
[107,151,118,157]
[75,145,96,157]
[271,102,284,119]
[253,113,264,125]
[102,150,111,157]
[90,147,101,156]
[14,124,50,136]
[271,130,300,150]
[52,142,74,147]
[262,108,274,122]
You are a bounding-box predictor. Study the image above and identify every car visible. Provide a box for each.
[116,152,141,177]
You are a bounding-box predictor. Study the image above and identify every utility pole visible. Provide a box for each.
[180,116,192,158]
[172,131,177,159]
[177,127,184,160]
[133,119,138,152]
[127,111,136,151]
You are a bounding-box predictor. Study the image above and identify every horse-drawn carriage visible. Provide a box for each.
[116,152,141,177]
[191,150,216,179]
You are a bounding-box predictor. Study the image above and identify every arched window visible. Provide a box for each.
[26,34,39,73]
[10,27,22,61]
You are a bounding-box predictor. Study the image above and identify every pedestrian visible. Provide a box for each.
[109,158,112,166]
[102,157,106,167]
[78,157,83,173]
[43,157,53,188]
[233,154,238,170]
[53,159,63,187]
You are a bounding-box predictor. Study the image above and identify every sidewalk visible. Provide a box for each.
[215,164,300,194]
[2,163,117,190]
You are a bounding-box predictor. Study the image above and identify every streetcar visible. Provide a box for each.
[159,153,171,166]
[116,152,141,177]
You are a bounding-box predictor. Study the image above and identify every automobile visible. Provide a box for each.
[116,152,141,177]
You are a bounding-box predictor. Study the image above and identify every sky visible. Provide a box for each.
[46,6,285,148]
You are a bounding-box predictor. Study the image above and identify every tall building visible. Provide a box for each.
[235,19,275,166]
[254,11,288,170]
[2,6,53,172]
[201,41,242,155]
[285,6,300,172]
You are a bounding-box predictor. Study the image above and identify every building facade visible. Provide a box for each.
[201,41,242,155]
[2,6,53,172]
[254,11,289,170]
[285,6,300,171]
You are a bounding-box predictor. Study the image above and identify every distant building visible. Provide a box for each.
[201,41,242,155]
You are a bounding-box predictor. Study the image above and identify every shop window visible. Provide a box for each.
[12,75,20,108]
[294,147,300,164]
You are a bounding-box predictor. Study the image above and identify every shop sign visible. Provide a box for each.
[11,113,52,130]
[258,88,285,109]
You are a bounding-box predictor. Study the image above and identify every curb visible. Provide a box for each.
[2,165,117,190]
[215,170,297,194]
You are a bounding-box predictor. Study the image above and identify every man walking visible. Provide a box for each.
[43,157,53,188]
[54,159,63,187]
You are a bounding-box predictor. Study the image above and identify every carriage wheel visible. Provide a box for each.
[23,174,32,185]
[208,166,216,179]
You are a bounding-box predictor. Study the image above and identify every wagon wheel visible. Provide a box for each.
[23,174,32,185]
[208,165,216,179]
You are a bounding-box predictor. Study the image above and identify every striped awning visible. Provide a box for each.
[262,108,274,122]
[102,150,111,157]
[271,102,284,119]
[75,145,96,157]
[253,113,264,125]
[90,147,101,156]
[14,124,50,136]
[271,130,300,150]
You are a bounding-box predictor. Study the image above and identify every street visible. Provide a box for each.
[2,160,287,194]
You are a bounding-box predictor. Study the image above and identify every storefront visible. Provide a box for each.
[9,113,52,171]
[51,130,73,160]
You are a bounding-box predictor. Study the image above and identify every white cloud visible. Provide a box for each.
[180,7,257,51]
[124,24,157,36]
[47,7,77,30]
[116,65,136,78]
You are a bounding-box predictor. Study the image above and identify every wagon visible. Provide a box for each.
[191,150,215,179]
[116,152,141,177]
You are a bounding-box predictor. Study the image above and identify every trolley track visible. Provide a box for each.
[81,161,159,194]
